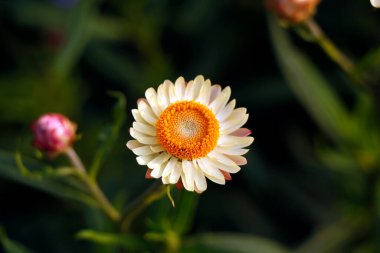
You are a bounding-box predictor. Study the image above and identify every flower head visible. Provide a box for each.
[127,75,254,193]
[371,0,380,8]
[31,113,77,155]
[266,0,321,24]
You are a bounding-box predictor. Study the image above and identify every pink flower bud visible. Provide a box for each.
[266,0,321,24]
[31,113,77,155]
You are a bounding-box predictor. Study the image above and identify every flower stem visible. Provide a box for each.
[64,147,121,222]
[304,19,362,85]
[120,181,167,233]
[65,147,86,173]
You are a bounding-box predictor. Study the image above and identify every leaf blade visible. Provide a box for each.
[89,91,126,179]
[268,14,357,144]
[181,233,291,253]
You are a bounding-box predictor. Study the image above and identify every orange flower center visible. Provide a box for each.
[156,101,220,160]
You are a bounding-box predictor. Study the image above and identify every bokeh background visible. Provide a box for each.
[1,0,380,252]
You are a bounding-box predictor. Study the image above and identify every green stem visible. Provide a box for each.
[65,147,121,222]
[65,147,86,173]
[369,173,380,252]
[304,19,362,85]
[120,181,167,233]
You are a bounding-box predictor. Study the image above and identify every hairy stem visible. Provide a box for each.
[304,19,362,85]
[65,147,121,222]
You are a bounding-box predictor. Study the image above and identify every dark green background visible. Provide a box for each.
[0,0,379,252]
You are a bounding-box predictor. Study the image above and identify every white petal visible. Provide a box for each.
[180,170,192,191]
[197,158,225,185]
[174,77,186,100]
[204,155,240,173]
[182,160,195,191]
[209,150,239,167]
[190,75,204,100]
[224,108,247,122]
[209,86,231,115]
[151,145,165,153]
[209,85,221,104]
[184,80,194,100]
[193,162,207,192]
[147,152,171,170]
[157,81,171,111]
[226,155,247,165]
[162,156,178,177]
[145,88,162,117]
[137,100,157,125]
[151,163,165,178]
[130,128,158,145]
[169,164,181,184]
[371,0,380,7]
[216,99,236,122]
[130,146,156,156]
[214,146,249,156]
[168,82,177,104]
[221,112,249,135]
[196,79,211,105]
[218,135,254,149]
[231,128,252,137]
[133,122,156,136]
[136,154,157,165]
[132,109,146,123]
[126,140,143,150]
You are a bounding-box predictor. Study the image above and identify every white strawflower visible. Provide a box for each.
[127,75,254,193]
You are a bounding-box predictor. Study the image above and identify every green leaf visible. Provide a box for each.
[295,219,362,253]
[0,226,34,253]
[0,150,96,206]
[268,14,357,144]
[171,191,198,235]
[317,146,358,174]
[89,91,126,179]
[76,229,148,251]
[52,0,98,79]
[181,233,291,253]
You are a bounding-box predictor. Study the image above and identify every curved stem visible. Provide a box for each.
[120,181,167,233]
[65,147,86,173]
[64,147,121,222]
[304,19,363,85]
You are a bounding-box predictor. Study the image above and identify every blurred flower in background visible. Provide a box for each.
[370,0,380,8]
[31,113,76,156]
[266,0,321,23]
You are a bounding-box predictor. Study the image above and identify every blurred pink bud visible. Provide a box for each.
[31,113,77,155]
[266,0,321,24]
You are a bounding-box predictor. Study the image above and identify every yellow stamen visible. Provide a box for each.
[156,101,219,160]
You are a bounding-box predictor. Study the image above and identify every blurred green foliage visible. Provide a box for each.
[1,0,380,252]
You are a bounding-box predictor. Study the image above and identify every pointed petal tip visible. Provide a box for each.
[194,75,205,82]
[231,128,252,137]
[137,98,147,104]
[126,140,133,149]
[176,180,183,190]
[164,79,174,86]
[145,169,153,179]
[221,170,232,181]
[194,187,205,194]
